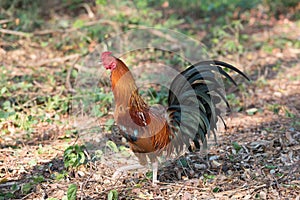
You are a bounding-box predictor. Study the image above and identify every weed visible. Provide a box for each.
[67,184,77,200]
[203,173,216,184]
[232,141,242,152]
[210,20,245,57]
[107,189,118,200]
[267,104,281,114]
[226,93,242,112]
[63,144,87,169]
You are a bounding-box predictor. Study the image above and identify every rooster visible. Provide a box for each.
[101,51,249,184]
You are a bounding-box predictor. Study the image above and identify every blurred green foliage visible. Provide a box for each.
[1,0,299,33]
[63,144,87,169]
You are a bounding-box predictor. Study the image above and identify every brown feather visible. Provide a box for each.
[111,58,172,158]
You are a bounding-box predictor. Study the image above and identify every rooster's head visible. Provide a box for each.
[101,51,117,70]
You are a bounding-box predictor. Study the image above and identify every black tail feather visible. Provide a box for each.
[167,60,249,153]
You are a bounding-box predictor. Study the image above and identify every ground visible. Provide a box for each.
[0,1,300,199]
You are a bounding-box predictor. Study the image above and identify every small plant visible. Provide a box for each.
[32,175,45,184]
[265,165,277,169]
[104,118,115,132]
[145,171,153,180]
[232,141,242,152]
[213,187,221,193]
[203,173,215,184]
[267,104,281,114]
[107,189,118,200]
[226,93,242,111]
[67,184,77,200]
[210,20,245,57]
[106,140,119,153]
[228,154,235,162]
[142,87,168,106]
[63,144,87,169]
[53,171,68,181]
[285,109,296,118]
[21,182,34,194]
[0,191,15,199]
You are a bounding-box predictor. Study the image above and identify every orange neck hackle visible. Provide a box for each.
[101,52,138,105]
[101,52,151,127]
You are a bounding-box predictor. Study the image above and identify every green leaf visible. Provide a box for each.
[37,144,44,154]
[21,183,33,194]
[28,159,37,167]
[0,111,9,119]
[213,187,220,193]
[93,150,103,160]
[145,171,153,179]
[11,184,18,191]
[71,69,78,78]
[78,152,86,164]
[105,119,115,131]
[285,109,295,118]
[33,175,44,184]
[246,108,258,115]
[0,192,14,199]
[95,0,107,5]
[0,87,7,95]
[119,146,131,157]
[2,101,11,110]
[62,196,68,200]
[203,174,215,180]
[92,105,104,117]
[67,184,77,200]
[41,41,49,47]
[54,171,67,181]
[177,158,188,167]
[265,165,277,169]
[106,141,119,153]
[63,145,86,168]
[73,19,85,29]
[232,141,242,152]
[107,189,118,200]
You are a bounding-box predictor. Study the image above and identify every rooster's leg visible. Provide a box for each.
[152,161,159,185]
[112,164,144,180]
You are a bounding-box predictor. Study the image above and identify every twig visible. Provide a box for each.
[32,29,64,35]
[251,184,267,193]
[0,28,32,37]
[27,54,80,67]
[21,192,34,200]
[127,24,181,44]
[0,181,18,188]
[66,55,80,93]
[33,19,121,36]
[71,134,80,147]
[81,3,95,18]
[0,19,13,25]
[159,181,210,191]
[98,185,129,197]
[173,180,188,198]
[82,164,97,192]
[0,149,16,152]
